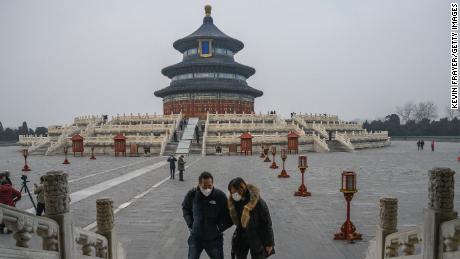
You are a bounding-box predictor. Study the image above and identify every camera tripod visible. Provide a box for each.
[20,174,37,212]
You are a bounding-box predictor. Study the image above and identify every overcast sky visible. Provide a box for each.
[0,0,446,128]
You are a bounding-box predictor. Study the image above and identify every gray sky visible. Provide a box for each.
[0,0,447,128]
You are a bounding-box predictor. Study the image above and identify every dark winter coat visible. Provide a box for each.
[182,187,232,241]
[167,156,177,169]
[228,184,275,254]
[178,157,185,171]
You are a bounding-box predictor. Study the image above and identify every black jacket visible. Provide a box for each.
[167,156,177,168]
[229,184,275,253]
[182,187,232,241]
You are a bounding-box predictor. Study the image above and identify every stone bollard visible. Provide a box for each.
[376,197,398,259]
[44,171,74,259]
[96,198,118,259]
[423,167,457,259]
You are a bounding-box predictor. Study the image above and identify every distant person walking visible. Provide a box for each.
[0,178,21,234]
[182,172,232,259]
[431,140,435,152]
[34,176,46,216]
[227,177,275,259]
[417,140,421,150]
[195,126,200,144]
[167,155,177,179]
[420,140,425,150]
[178,155,186,181]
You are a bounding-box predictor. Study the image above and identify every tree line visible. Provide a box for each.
[0,121,48,142]
[363,101,460,136]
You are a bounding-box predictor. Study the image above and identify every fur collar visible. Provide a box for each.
[228,184,260,228]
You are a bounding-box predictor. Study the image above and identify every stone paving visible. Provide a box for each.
[0,141,460,259]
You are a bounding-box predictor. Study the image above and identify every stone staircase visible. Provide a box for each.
[175,117,200,155]
[326,140,351,152]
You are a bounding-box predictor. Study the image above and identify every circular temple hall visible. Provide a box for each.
[154,5,263,119]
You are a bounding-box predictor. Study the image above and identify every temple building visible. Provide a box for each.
[154,5,263,119]
[18,6,391,156]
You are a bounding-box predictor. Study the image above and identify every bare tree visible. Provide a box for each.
[413,101,437,122]
[396,102,416,123]
[445,105,460,120]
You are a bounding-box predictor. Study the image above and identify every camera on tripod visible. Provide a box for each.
[21,174,28,182]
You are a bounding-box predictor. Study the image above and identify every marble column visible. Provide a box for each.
[423,167,457,259]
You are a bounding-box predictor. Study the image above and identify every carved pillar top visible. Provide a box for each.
[379,197,398,231]
[96,198,114,233]
[428,167,456,211]
[44,171,70,215]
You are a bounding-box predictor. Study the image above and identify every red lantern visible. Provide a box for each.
[278,148,290,178]
[334,171,362,242]
[21,149,31,172]
[263,147,271,162]
[62,146,70,165]
[270,146,278,169]
[260,144,265,158]
[90,146,96,160]
[294,155,310,197]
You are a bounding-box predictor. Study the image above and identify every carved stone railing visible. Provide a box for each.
[0,204,60,258]
[110,113,180,124]
[384,227,423,258]
[345,131,390,142]
[366,168,458,259]
[311,133,329,152]
[159,133,169,156]
[441,218,460,258]
[74,227,108,258]
[18,135,49,145]
[74,115,104,126]
[202,112,210,156]
[93,124,174,134]
[84,135,165,146]
[323,121,364,131]
[292,116,329,139]
[334,132,355,151]
[208,113,278,124]
[207,123,298,133]
[295,113,339,123]
[46,126,81,155]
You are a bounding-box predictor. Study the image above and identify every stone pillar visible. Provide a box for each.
[44,171,75,259]
[96,198,117,259]
[423,167,457,259]
[376,197,398,259]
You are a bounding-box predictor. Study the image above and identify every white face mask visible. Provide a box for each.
[200,186,213,197]
[232,192,242,202]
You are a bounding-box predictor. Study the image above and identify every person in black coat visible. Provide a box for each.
[182,172,232,259]
[167,155,177,179]
[228,177,275,259]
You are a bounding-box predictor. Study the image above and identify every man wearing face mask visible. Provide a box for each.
[182,172,232,259]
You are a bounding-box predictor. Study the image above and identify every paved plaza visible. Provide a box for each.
[1,141,460,259]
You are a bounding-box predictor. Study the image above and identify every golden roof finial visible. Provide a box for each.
[205,5,212,17]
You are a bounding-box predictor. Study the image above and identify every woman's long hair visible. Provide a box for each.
[228,177,247,193]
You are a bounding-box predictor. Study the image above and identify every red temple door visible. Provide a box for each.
[71,134,84,156]
[240,132,253,156]
[287,131,299,154]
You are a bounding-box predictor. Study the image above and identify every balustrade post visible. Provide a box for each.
[376,197,398,259]
[423,167,457,259]
[44,170,75,259]
[96,198,117,259]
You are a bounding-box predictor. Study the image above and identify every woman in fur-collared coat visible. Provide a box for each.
[227,177,275,259]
